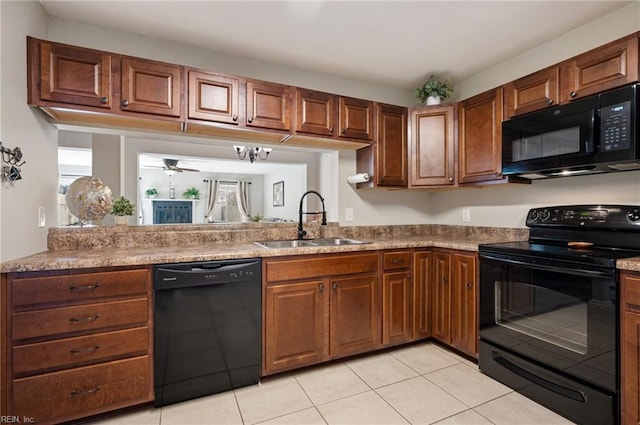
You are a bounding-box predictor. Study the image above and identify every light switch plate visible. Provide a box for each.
[38,206,46,228]
[462,208,471,222]
[345,208,354,222]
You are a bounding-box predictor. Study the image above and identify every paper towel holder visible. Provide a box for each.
[347,173,371,185]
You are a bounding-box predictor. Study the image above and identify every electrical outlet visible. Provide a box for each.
[38,206,46,228]
[345,208,354,222]
[462,208,471,223]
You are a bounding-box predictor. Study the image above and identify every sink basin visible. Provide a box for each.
[254,240,318,249]
[254,238,368,249]
[310,238,368,246]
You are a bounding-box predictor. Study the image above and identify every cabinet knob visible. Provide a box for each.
[122,99,129,107]
[495,171,502,178]
[332,282,338,289]
[546,98,553,105]
[100,97,108,104]
[570,91,577,98]
[319,284,324,291]
[329,127,334,134]
[467,282,472,289]
[248,116,254,123]
[232,114,238,122]
[448,177,454,183]
[341,128,346,134]
[443,277,448,284]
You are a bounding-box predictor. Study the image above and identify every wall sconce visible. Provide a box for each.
[234,145,272,163]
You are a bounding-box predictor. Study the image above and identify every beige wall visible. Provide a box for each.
[2,2,640,262]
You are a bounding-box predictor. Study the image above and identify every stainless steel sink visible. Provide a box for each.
[254,238,368,249]
[253,240,318,249]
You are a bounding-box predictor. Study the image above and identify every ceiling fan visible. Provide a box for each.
[162,158,199,173]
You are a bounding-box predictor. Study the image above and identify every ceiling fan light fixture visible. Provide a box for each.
[164,169,176,176]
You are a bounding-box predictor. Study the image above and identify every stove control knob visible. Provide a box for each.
[539,210,551,221]
[528,210,539,222]
[627,208,640,222]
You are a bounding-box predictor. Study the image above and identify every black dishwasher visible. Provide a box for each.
[153,258,261,407]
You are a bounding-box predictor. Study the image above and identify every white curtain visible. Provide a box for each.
[236,181,250,221]
[205,179,219,222]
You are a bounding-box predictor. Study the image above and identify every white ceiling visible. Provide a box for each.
[38,0,632,91]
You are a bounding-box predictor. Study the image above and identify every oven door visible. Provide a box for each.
[479,252,617,392]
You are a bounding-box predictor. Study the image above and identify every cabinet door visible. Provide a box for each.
[121,58,182,117]
[563,34,639,102]
[431,251,451,344]
[382,271,412,346]
[621,273,640,425]
[376,104,408,187]
[264,280,327,374]
[451,252,478,357]
[413,251,431,340]
[503,66,560,118]
[246,81,291,131]
[410,105,456,187]
[188,71,240,124]
[339,97,374,141]
[458,88,503,184]
[38,41,112,109]
[330,274,378,357]
[295,88,336,136]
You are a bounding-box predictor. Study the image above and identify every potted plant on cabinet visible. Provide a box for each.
[145,188,158,198]
[416,75,454,105]
[111,196,135,225]
[183,187,200,200]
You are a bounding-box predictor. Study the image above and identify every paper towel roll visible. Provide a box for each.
[347,173,370,184]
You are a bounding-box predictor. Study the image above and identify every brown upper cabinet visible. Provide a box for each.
[32,39,113,109]
[458,88,504,184]
[294,88,374,142]
[505,33,640,119]
[120,58,183,117]
[409,105,457,187]
[188,70,240,125]
[246,80,292,131]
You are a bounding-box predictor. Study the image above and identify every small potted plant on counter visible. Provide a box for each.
[416,75,454,105]
[145,188,158,198]
[183,187,200,200]
[111,196,135,225]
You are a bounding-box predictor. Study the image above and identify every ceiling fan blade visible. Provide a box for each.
[179,167,200,172]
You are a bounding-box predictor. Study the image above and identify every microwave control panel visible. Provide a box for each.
[600,100,631,152]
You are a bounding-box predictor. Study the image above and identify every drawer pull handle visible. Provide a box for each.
[70,314,101,323]
[70,345,101,355]
[70,385,102,397]
[69,284,101,291]
[391,259,404,264]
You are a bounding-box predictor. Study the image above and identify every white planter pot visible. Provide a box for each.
[115,216,128,226]
[426,96,441,106]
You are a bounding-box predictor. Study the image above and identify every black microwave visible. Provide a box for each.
[502,83,640,179]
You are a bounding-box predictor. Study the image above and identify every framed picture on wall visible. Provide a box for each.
[273,181,284,207]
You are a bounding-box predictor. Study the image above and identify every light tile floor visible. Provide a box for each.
[87,342,576,425]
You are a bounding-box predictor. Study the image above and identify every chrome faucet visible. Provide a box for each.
[298,190,327,240]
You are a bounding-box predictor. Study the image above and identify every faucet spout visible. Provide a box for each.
[298,190,327,240]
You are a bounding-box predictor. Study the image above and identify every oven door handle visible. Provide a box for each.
[481,254,613,278]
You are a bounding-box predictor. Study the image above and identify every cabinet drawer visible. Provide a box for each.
[12,268,149,306]
[12,298,148,340]
[266,253,378,282]
[13,356,151,424]
[383,251,411,271]
[14,327,149,375]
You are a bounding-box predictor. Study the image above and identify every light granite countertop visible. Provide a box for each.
[4,223,640,274]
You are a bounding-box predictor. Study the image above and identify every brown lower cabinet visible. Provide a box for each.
[263,252,379,375]
[1,266,153,425]
[430,249,478,358]
[621,271,640,425]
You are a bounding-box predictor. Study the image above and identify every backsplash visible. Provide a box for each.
[47,223,529,251]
